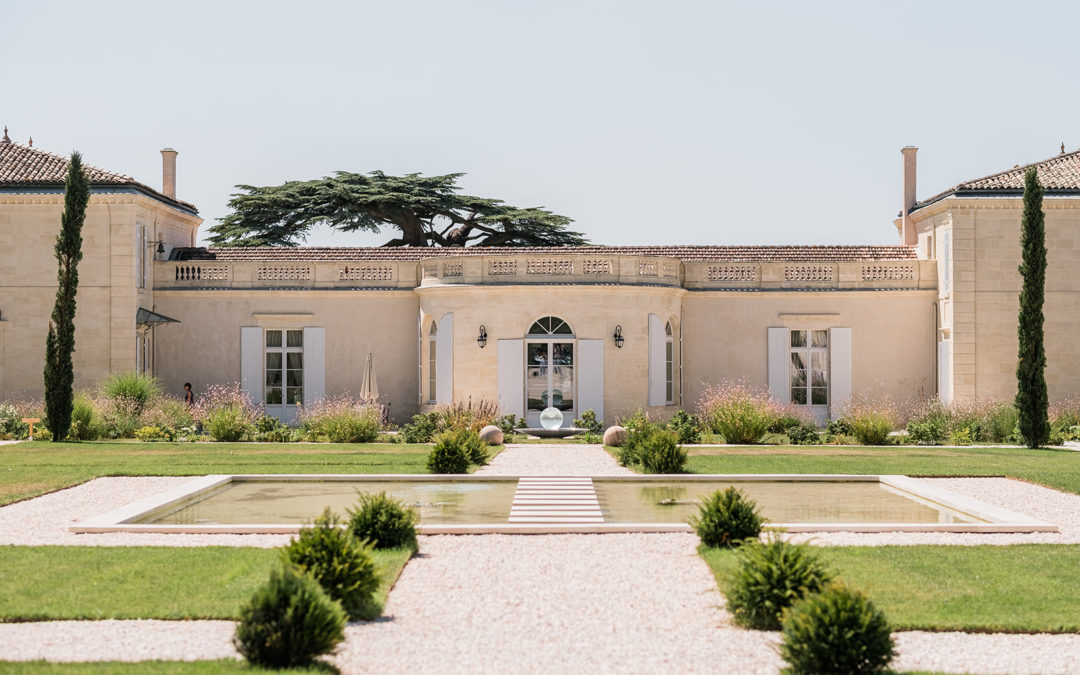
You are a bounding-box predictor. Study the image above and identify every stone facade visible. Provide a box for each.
[4,137,1079,424]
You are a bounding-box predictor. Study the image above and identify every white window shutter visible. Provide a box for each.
[577,339,604,423]
[648,314,665,406]
[240,326,263,406]
[304,327,326,405]
[497,339,524,419]
[435,313,453,405]
[829,327,852,417]
[938,340,952,403]
[767,327,789,403]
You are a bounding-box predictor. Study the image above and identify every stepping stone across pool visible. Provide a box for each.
[508,477,604,524]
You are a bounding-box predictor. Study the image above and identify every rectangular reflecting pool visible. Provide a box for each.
[135,480,518,526]
[593,480,979,524]
[71,473,1057,535]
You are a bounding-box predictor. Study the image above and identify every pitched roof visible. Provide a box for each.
[914,147,1080,211]
[0,137,197,213]
[171,244,918,263]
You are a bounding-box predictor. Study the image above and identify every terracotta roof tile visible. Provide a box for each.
[171,245,918,263]
[0,139,197,212]
[915,148,1080,210]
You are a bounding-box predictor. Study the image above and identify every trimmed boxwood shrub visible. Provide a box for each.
[724,538,833,630]
[233,565,346,668]
[690,487,764,548]
[639,430,687,473]
[779,584,895,674]
[348,492,418,551]
[427,431,471,473]
[281,508,380,620]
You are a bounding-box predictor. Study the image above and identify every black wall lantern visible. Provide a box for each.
[477,325,488,348]
[613,324,624,349]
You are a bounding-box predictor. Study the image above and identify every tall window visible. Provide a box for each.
[942,229,952,293]
[428,322,437,403]
[135,333,150,374]
[136,224,146,289]
[790,329,828,406]
[266,329,303,406]
[665,321,674,404]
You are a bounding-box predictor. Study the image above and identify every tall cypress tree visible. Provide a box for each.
[44,152,89,442]
[1015,167,1049,448]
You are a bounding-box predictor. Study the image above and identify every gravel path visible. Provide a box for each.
[478,443,633,476]
[334,533,780,673]
[0,619,237,662]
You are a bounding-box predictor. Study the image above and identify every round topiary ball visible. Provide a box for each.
[603,425,628,446]
[281,508,380,620]
[725,538,834,630]
[479,425,504,445]
[427,431,471,473]
[689,486,765,548]
[780,583,896,674]
[234,565,346,668]
[348,491,418,552]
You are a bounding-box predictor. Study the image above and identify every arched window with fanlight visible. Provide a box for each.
[527,316,573,337]
[428,321,437,403]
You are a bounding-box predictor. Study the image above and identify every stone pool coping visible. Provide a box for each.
[69,473,1057,535]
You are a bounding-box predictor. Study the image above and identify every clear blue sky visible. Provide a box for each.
[3,1,1075,247]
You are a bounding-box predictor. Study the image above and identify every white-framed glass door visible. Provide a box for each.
[265,328,304,424]
[789,328,828,425]
[525,341,575,427]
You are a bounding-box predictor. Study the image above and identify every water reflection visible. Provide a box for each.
[594,481,981,524]
[141,480,518,525]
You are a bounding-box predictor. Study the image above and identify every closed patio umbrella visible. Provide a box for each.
[359,352,379,402]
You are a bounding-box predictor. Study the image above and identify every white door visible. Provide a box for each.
[525,341,575,427]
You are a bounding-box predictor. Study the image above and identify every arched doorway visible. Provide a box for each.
[525,316,575,427]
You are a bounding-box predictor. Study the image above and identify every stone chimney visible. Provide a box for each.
[901,146,918,245]
[160,148,178,199]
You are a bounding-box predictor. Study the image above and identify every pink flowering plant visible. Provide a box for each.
[298,395,384,443]
[697,381,789,444]
[193,383,261,442]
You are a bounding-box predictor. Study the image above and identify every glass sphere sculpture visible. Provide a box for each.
[539,407,564,430]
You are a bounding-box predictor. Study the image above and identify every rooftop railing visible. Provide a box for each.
[156,256,936,291]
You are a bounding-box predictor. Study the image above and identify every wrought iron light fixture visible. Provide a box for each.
[147,240,166,255]
[477,325,488,348]
[613,324,624,349]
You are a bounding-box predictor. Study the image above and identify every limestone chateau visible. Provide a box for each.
[2,128,1079,425]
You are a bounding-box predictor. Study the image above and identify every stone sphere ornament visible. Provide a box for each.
[479,425,504,445]
[603,426,628,446]
[539,407,564,430]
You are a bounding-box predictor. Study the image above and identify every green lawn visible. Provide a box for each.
[702,544,1080,633]
[0,546,412,622]
[683,445,1080,494]
[0,441,436,506]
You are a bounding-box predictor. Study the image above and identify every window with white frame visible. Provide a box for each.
[265,329,303,406]
[428,322,437,403]
[664,321,674,404]
[790,329,828,406]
